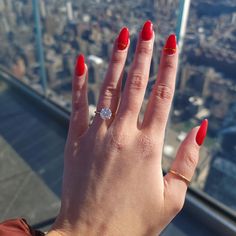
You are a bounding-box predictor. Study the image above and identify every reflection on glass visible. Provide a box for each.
[170,0,236,213]
[0,0,42,90]
[0,0,235,215]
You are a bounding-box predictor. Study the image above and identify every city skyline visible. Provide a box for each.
[0,0,235,211]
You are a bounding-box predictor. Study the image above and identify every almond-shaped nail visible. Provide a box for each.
[141,20,153,41]
[117,27,129,50]
[75,54,85,76]
[196,119,208,146]
[164,34,177,55]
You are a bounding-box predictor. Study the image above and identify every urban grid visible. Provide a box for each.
[0,0,236,211]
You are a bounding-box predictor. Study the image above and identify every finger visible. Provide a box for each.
[91,27,130,130]
[68,54,89,139]
[116,20,154,125]
[142,34,178,136]
[163,120,208,215]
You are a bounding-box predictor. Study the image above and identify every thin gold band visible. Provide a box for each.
[169,169,191,185]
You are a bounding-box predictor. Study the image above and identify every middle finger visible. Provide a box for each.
[116,20,154,126]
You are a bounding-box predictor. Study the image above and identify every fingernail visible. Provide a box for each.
[164,34,177,55]
[117,27,129,50]
[196,119,208,146]
[141,20,153,41]
[75,54,85,76]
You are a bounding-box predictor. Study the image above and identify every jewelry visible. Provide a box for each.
[169,169,191,185]
[95,108,113,120]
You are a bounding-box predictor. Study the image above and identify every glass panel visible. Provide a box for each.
[41,0,180,112]
[0,0,235,227]
[167,0,236,214]
[0,0,44,91]
[0,0,60,225]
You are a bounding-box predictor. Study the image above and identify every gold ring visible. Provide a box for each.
[169,169,191,185]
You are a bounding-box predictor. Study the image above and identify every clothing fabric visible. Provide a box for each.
[0,218,45,236]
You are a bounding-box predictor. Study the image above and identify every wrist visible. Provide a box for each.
[46,214,119,236]
[47,217,159,236]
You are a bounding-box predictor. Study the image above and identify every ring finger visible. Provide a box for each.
[91,27,130,131]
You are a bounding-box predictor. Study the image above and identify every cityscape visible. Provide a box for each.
[0,0,235,212]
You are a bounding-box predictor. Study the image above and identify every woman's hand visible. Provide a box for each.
[47,20,208,236]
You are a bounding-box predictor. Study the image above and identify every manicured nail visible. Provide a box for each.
[164,34,177,55]
[141,20,153,41]
[117,27,129,50]
[75,54,85,76]
[196,119,208,146]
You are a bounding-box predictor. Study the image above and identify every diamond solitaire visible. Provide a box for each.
[98,108,112,120]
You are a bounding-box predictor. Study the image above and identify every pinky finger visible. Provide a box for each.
[69,54,89,139]
[163,119,208,216]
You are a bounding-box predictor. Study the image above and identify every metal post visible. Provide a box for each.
[167,0,191,131]
[175,0,191,88]
[32,0,47,94]
[175,0,191,54]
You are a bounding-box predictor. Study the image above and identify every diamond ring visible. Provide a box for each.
[95,108,113,120]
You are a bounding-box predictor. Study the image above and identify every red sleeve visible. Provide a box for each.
[0,218,45,236]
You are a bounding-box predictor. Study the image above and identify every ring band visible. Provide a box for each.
[95,108,113,120]
[169,169,191,185]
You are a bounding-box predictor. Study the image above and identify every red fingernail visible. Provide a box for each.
[75,54,85,76]
[117,27,129,50]
[164,34,177,55]
[196,119,208,146]
[141,20,153,41]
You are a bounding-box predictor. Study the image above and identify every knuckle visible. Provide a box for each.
[73,100,80,111]
[73,99,86,113]
[153,84,173,101]
[182,149,198,169]
[162,59,176,71]
[107,127,127,152]
[102,85,120,100]
[137,45,152,56]
[111,51,125,64]
[128,72,145,90]
[136,134,156,158]
[109,137,125,152]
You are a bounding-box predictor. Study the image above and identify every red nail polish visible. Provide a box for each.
[141,20,153,41]
[75,54,85,76]
[196,119,208,146]
[164,34,177,55]
[117,27,129,50]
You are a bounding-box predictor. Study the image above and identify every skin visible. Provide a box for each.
[47,24,201,236]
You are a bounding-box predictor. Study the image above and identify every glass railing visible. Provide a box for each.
[0,0,235,223]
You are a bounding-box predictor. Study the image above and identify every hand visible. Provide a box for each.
[47,20,208,236]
